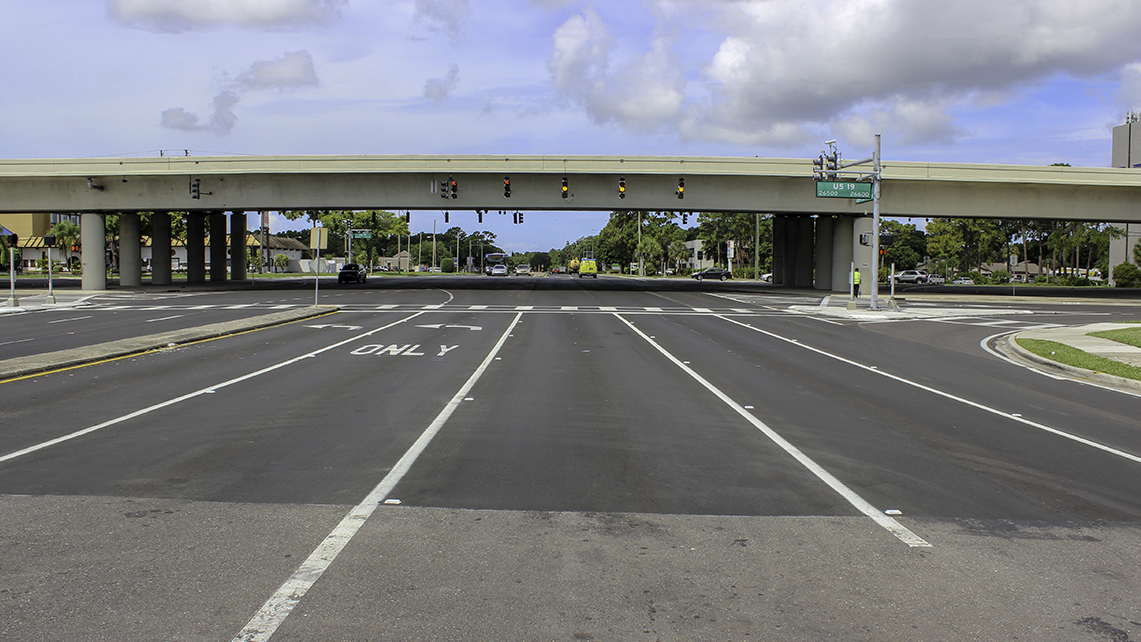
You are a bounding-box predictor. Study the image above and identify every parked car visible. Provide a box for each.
[891,270,928,284]
[490,264,508,276]
[951,276,974,285]
[338,263,367,283]
[692,267,731,281]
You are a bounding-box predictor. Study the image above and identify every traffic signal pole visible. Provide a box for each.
[870,133,882,311]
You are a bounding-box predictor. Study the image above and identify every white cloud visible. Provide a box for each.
[424,64,460,101]
[413,0,470,43]
[236,50,320,90]
[552,0,1141,147]
[161,51,318,134]
[107,0,346,32]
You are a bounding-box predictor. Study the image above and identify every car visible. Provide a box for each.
[691,267,731,281]
[489,264,508,276]
[578,259,598,278]
[891,270,928,284]
[515,264,531,276]
[951,276,974,285]
[926,274,945,284]
[338,263,367,283]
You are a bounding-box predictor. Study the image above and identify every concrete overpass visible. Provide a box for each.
[3,154,1140,291]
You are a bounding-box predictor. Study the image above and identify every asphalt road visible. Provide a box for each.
[2,275,1140,641]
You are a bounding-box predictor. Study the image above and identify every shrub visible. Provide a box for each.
[442,258,455,273]
[1113,262,1141,287]
[991,269,1010,284]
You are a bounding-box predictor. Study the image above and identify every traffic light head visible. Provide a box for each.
[504,176,511,198]
[682,212,688,225]
[449,177,458,199]
[444,211,449,223]
[676,177,685,199]
[519,211,524,224]
[618,177,626,199]
[561,177,569,198]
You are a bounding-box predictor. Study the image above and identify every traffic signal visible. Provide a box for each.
[478,210,483,223]
[618,177,626,199]
[5,233,17,246]
[561,177,569,199]
[444,211,449,223]
[71,244,80,252]
[513,211,518,224]
[824,152,839,180]
[405,211,411,222]
[676,177,685,199]
[504,176,511,198]
[682,212,688,225]
[439,179,449,199]
[812,155,825,181]
[519,212,524,224]
[449,177,458,200]
[190,178,201,199]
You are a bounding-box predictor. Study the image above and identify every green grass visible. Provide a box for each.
[1016,338,1141,382]
[1088,326,1141,348]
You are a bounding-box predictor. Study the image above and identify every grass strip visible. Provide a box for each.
[1016,338,1141,382]
[1088,326,1141,349]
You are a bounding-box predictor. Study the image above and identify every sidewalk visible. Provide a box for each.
[0,290,100,314]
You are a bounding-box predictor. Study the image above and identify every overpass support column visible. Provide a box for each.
[852,216,874,299]
[210,211,227,282]
[80,212,106,291]
[230,211,247,281]
[814,216,833,290]
[772,216,787,285]
[118,212,142,287]
[831,216,854,294]
[151,212,172,285]
[794,216,814,288]
[186,213,205,283]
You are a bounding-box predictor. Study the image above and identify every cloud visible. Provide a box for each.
[235,50,319,90]
[424,64,460,101]
[107,0,345,32]
[549,8,685,132]
[160,51,317,134]
[160,90,240,134]
[551,0,1141,148]
[413,0,470,43]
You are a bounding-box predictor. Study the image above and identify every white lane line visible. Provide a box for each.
[0,337,35,347]
[615,314,931,548]
[719,315,1141,466]
[232,312,524,642]
[0,312,427,466]
[47,316,93,324]
[145,315,185,323]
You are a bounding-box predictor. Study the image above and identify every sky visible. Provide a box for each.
[4,0,1141,252]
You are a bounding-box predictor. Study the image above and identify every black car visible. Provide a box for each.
[691,267,731,281]
[338,263,367,283]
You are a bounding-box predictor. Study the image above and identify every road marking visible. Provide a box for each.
[0,337,34,347]
[0,312,427,466]
[468,305,488,310]
[145,315,184,323]
[232,312,523,642]
[616,314,932,549]
[720,315,1141,466]
[515,305,534,310]
[47,316,93,324]
[376,304,398,309]
[562,306,579,311]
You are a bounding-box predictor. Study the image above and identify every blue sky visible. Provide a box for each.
[3,0,1141,252]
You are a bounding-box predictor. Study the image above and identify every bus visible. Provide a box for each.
[484,253,507,275]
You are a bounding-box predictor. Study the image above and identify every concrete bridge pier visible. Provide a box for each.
[209,211,227,282]
[118,212,141,287]
[80,212,106,291]
[187,213,205,284]
[151,212,172,285]
[230,211,247,281]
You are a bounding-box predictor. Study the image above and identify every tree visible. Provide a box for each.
[273,254,290,273]
[1113,262,1141,287]
[880,220,925,272]
[48,219,81,270]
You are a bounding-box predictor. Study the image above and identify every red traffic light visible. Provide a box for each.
[504,176,511,198]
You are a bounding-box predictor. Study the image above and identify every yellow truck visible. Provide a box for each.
[578,258,598,278]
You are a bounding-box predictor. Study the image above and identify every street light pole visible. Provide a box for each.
[870,133,882,311]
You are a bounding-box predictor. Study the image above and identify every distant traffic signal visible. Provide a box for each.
[561,177,569,199]
[444,211,449,223]
[682,212,688,225]
[504,176,511,198]
[676,177,685,199]
[618,177,626,199]
[478,210,483,223]
[449,177,458,199]
[519,212,524,224]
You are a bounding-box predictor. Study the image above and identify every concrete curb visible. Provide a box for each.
[998,333,1141,395]
[0,305,339,381]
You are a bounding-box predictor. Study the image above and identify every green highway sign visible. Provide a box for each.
[816,181,872,201]
[351,231,372,239]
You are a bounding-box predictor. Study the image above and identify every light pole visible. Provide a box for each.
[44,234,56,303]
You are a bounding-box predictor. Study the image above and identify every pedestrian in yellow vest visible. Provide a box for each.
[853,268,861,297]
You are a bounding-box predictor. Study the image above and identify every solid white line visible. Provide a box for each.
[719,315,1141,465]
[145,315,184,323]
[614,314,931,548]
[982,330,1141,400]
[0,312,427,466]
[47,316,93,324]
[232,311,524,642]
